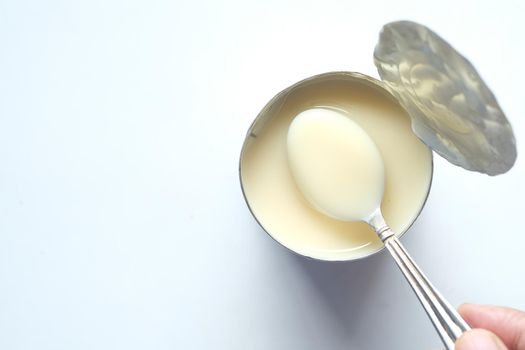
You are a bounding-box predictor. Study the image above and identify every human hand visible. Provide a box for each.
[455,304,525,350]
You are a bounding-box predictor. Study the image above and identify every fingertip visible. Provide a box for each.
[458,303,473,313]
[458,303,477,324]
[455,329,508,350]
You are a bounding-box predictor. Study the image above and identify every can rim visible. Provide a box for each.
[238,71,434,262]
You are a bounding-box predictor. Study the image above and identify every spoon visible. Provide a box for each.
[287,108,471,350]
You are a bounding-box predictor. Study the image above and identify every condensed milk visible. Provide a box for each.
[287,108,385,222]
[240,72,433,261]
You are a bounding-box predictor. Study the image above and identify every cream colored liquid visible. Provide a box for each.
[241,76,432,261]
[287,108,385,222]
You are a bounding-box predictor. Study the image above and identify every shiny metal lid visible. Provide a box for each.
[374,21,517,175]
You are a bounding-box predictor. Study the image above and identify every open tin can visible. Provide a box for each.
[239,21,516,262]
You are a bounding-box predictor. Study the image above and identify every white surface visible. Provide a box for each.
[0,0,524,349]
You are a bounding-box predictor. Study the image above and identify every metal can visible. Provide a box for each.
[239,72,433,261]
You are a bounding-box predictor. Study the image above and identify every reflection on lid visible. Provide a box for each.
[374,20,516,175]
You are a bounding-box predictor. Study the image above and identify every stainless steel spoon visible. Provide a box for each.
[287,109,471,349]
[367,207,470,349]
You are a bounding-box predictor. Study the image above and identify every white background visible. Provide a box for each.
[1,0,524,349]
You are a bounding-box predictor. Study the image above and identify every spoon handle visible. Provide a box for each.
[383,233,471,349]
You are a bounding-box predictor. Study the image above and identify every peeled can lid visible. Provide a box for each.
[374,21,517,175]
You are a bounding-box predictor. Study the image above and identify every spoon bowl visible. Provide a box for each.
[287,108,384,222]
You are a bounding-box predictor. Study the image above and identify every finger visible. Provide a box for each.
[459,304,525,350]
[455,329,508,350]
